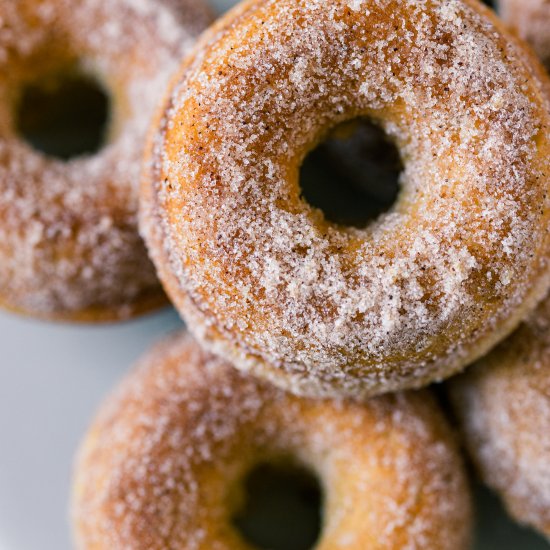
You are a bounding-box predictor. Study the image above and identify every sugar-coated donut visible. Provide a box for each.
[141,0,550,398]
[449,296,550,540]
[0,0,212,322]
[73,333,472,550]
[499,0,550,70]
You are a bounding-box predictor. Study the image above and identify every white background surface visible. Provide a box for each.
[0,0,548,548]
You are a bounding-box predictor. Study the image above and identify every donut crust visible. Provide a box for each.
[450,295,550,540]
[73,333,472,550]
[499,0,550,70]
[142,0,550,396]
[0,0,213,322]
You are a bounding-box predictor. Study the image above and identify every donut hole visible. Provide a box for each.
[232,461,323,550]
[299,119,403,228]
[16,71,111,160]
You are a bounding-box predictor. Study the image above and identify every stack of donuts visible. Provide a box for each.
[3,0,550,547]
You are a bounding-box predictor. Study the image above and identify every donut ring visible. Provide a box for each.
[141,0,550,398]
[73,333,472,550]
[449,296,550,540]
[498,0,550,70]
[0,0,212,321]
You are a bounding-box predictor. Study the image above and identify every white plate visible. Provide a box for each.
[0,0,548,548]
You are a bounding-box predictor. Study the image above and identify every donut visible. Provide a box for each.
[72,333,472,550]
[141,0,550,398]
[498,0,550,70]
[449,296,550,539]
[0,0,212,321]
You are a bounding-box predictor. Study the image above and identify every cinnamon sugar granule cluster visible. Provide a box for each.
[143,0,550,397]
[74,334,472,549]
[0,0,211,319]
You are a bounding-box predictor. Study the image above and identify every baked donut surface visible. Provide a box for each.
[73,333,472,550]
[499,0,550,69]
[449,296,550,540]
[0,0,212,321]
[142,0,550,398]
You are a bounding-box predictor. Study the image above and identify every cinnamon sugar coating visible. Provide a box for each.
[0,0,212,321]
[449,295,550,541]
[73,333,472,550]
[499,0,550,70]
[142,0,550,397]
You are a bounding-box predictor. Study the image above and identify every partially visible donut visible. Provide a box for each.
[141,0,550,398]
[499,0,550,69]
[0,0,212,321]
[73,333,472,550]
[449,296,550,540]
